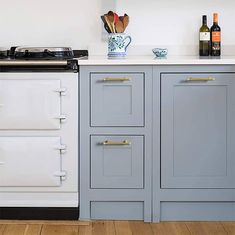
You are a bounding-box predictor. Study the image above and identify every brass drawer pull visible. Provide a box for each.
[102,77,130,82]
[186,77,215,82]
[102,140,131,146]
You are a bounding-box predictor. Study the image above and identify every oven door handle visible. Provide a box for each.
[54,144,67,154]
[53,171,67,181]
[54,88,67,96]
[54,114,67,123]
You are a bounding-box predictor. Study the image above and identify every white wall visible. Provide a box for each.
[0,0,234,55]
[116,0,235,47]
[0,0,103,49]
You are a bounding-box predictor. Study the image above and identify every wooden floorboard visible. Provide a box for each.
[129,221,153,235]
[77,223,92,235]
[0,225,6,235]
[41,225,79,235]
[2,224,27,235]
[185,222,229,235]
[0,220,234,235]
[221,222,235,235]
[151,222,191,235]
[103,221,116,235]
[91,221,106,235]
[114,221,132,235]
[24,225,42,235]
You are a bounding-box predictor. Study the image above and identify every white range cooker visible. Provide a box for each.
[0,47,85,219]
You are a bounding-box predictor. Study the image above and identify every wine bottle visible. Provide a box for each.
[199,15,210,56]
[210,13,221,56]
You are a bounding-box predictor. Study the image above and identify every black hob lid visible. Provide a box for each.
[0,47,88,60]
[14,47,74,59]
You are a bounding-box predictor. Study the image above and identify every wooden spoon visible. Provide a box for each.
[123,14,129,32]
[119,16,124,22]
[104,15,114,33]
[115,19,124,33]
[107,11,116,33]
[101,15,111,33]
[113,12,119,24]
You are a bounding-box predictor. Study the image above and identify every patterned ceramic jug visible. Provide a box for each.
[108,33,132,57]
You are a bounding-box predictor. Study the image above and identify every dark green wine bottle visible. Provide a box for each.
[210,13,221,56]
[199,15,210,56]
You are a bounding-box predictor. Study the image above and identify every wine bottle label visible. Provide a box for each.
[200,32,210,41]
[212,32,221,42]
[212,42,220,51]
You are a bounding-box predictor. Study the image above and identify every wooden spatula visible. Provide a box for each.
[101,15,111,33]
[115,19,124,33]
[123,14,129,32]
[107,11,116,33]
[104,14,114,33]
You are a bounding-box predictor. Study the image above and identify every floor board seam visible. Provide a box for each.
[220,222,230,235]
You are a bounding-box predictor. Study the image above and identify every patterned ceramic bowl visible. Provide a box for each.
[152,48,168,58]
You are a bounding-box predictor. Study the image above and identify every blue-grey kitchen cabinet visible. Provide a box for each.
[79,66,152,222]
[153,65,235,222]
[80,64,235,222]
[161,73,235,188]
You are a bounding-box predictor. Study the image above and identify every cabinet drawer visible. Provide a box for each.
[0,137,64,187]
[91,135,144,188]
[90,73,144,126]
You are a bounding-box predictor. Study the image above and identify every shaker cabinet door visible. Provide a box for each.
[91,135,144,188]
[0,137,63,187]
[0,79,61,129]
[90,73,144,126]
[161,73,235,188]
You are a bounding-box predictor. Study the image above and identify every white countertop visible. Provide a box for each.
[77,55,235,65]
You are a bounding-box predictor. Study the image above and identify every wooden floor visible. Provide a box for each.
[0,220,235,235]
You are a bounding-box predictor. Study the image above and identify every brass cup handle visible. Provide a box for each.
[102,77,130,82]
[186,77,215,82]
[102,140,131,146]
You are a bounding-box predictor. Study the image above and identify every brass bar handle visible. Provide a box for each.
[102,140,131,146]
[102,77,130,82]
[186,77,215,82]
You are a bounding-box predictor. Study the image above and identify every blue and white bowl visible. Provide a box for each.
[152,48,168,58]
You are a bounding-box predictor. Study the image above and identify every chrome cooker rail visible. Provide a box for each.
[0,59,79,72]
[0,60,68,66]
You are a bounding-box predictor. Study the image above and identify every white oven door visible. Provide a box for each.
[0,137,65,187]
[0,79,62,129]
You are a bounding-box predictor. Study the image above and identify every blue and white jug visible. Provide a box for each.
[108,33,132,58]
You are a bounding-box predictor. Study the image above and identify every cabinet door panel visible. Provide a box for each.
[0,80,61,129]
[0,137,62,186]
[90,73,144,126]
[161,73,235,188]
[91,135,144,188]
